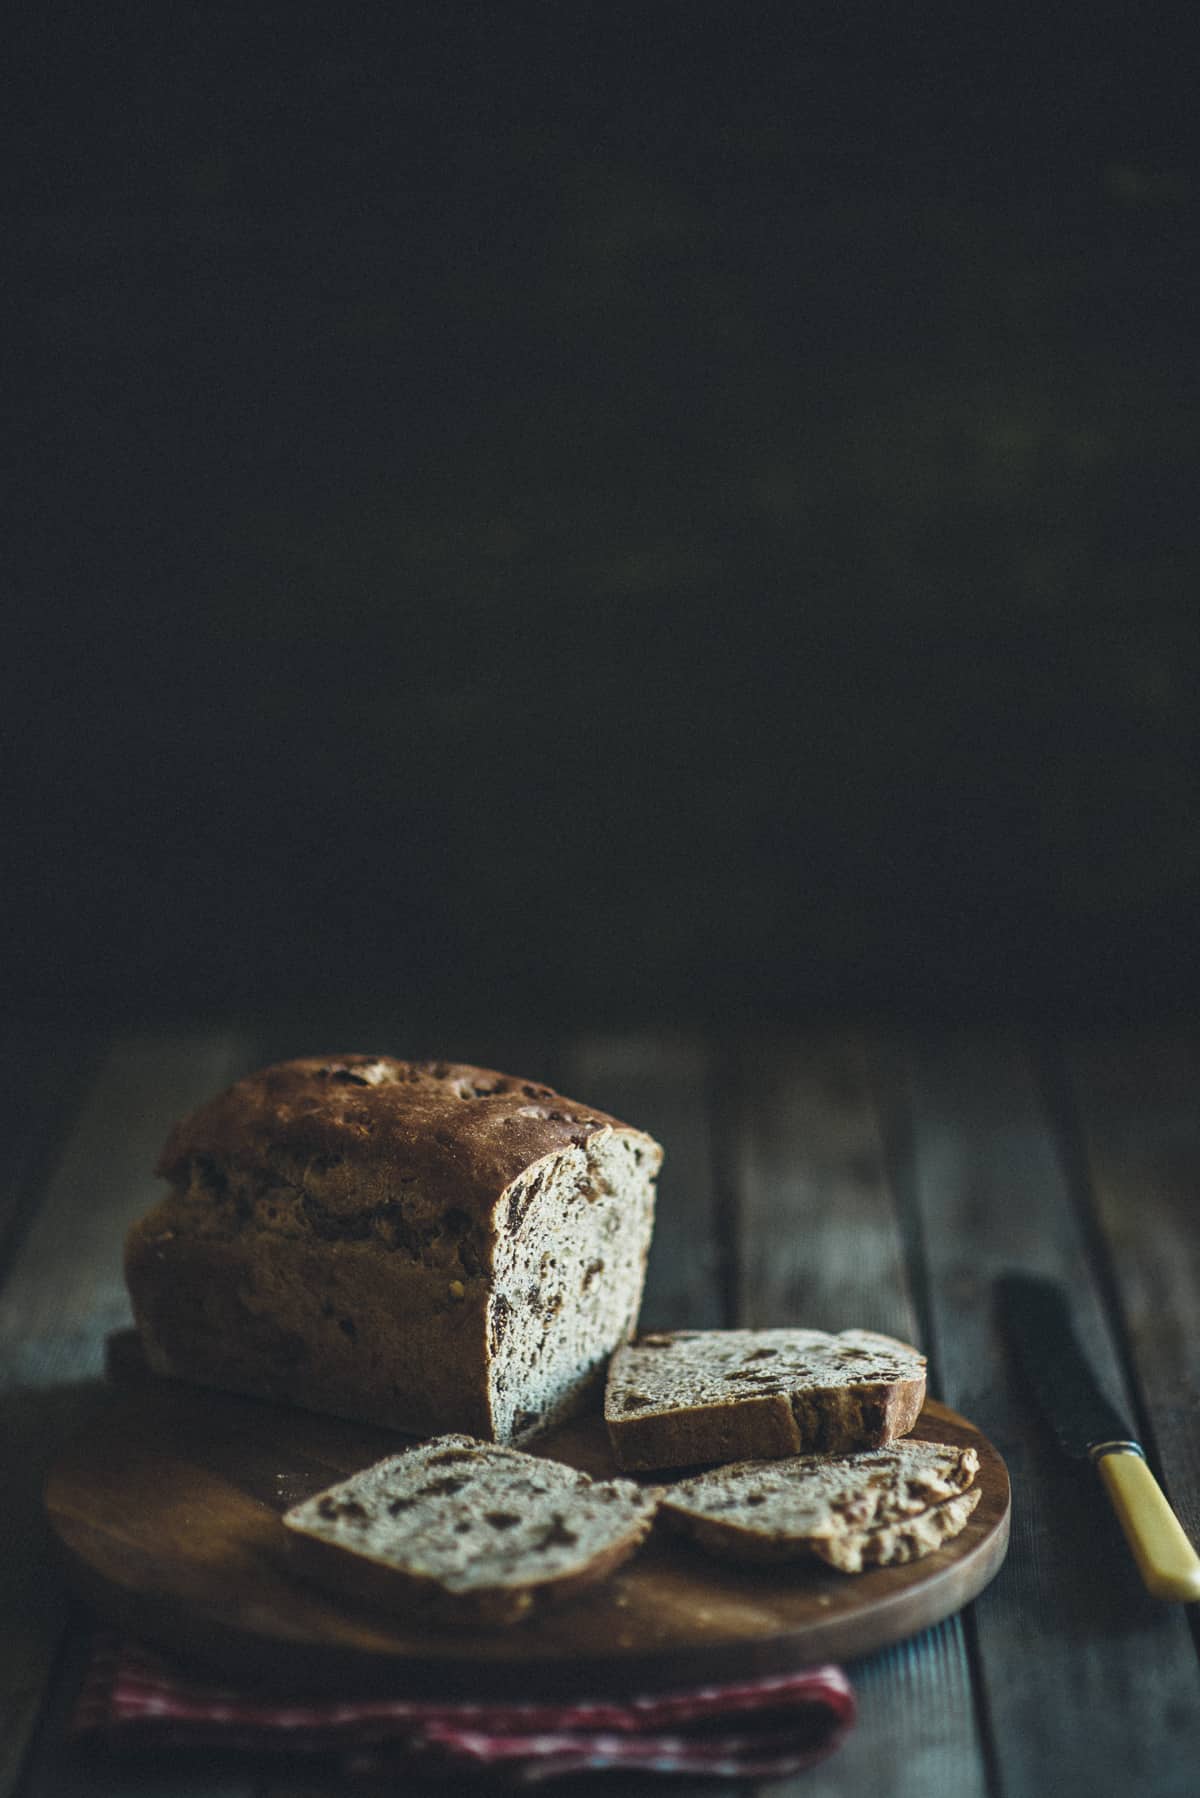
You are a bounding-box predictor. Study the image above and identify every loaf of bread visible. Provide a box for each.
[125,1056,662,1443]
[605,1328,926,1470]
[282,1434,661,1625]
[661,1440,980,1571]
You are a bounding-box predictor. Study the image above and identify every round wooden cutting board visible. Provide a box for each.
[45,1340,1009,1697]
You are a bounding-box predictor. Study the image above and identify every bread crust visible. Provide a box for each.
[124,1230,495,1435]
[155,1055,660,1220]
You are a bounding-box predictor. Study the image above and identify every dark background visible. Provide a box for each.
[6,6,1199,1032]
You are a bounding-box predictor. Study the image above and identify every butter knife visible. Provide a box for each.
[996,1271,1200,1601]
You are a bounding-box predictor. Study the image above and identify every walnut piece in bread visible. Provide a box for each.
[125,1056,661,1443]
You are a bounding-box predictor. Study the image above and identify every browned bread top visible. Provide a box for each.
[156,1055,662,1224]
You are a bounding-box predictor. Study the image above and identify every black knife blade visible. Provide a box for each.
[996,1271,1137,1459]
[996,1270,1200,1601]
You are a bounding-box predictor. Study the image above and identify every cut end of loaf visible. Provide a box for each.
[487,1127,658,1443]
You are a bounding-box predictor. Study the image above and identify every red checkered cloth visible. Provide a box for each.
[72,1632,855,1783]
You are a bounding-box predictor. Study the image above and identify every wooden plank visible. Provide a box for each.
[0,1026,99,1287]
[0,1034,251,1353]
[1062,1032,1200,1552]
[733,1032,917,1341]
[0,1024,111,1798]
[0,1033,253,1798]
[731,1032,987,1798]
[564,1034,724,1329]
[898,1031,1200,1798]
[829,1627,992,1798]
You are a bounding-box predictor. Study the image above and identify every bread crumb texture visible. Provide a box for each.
[662,1438,979,1569]
[605,1328,927,1469]
[283,1434,660,1625]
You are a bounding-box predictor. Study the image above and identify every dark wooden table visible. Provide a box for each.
[3,1017,1199,1795]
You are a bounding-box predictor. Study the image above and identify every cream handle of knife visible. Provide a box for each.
[1094,1447,1200,1601]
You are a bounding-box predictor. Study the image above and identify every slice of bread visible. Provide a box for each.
[282,1434,660,1626]
[605,1328,927,1471]
[814,1488,982,1573]
[661,1439,979,1570]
